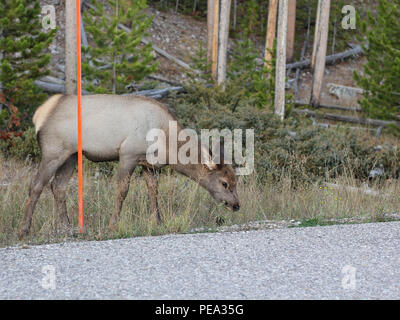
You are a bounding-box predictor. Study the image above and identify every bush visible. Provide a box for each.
[172,83,400,185]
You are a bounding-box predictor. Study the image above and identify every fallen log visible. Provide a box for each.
[315,122,376,132]
[34,80,90,95]
[35,77,184,99]
[287,45,363,70]
[123,86,185,98]
[146,75,182,86]
[295,100,362,112]
[294,108,400,127]
[40,76,65,85]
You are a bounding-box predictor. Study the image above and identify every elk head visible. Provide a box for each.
[199,144,240,212]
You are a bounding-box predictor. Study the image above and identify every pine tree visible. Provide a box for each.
[0,0,55,123]
[228,36,275,109]
[82,0,157,94]
[354,0,400,121]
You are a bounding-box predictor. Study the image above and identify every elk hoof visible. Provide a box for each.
[109,218,118,231]
[18,227,29,240]
[58,222,73,236]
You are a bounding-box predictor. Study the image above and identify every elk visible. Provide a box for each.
[19,94,240,238]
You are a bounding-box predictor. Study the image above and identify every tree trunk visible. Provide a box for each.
[211,0,220,80]
[264,0,278,67]
[207,0,215,65]
[65,0,77,94]
[233,0,237,30]
[217,0,231,86]
[311,0,321,70]
[286,0,296,61]
[310,0,331,108]
[274,0,288,120]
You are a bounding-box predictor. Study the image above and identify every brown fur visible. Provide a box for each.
[18,94,240,239]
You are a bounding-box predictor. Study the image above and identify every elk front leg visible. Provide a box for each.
[50,154,77,230]
[143,168,161,223]
[109,155,137,230]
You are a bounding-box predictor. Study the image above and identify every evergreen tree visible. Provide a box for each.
[228,35,275,109]
[0,0,55,125]
[354,0,400,121]
[83,0,157,94]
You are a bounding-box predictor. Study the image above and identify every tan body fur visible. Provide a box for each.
[19,94,240,238]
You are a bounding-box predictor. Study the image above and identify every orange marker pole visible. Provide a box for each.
[76,0,83,232]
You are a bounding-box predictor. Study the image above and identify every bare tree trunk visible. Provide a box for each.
[65,0,77,94]
[332,20,337,55]
[112,0,119,94]
[207,0,215,65]
[294,6,311,100]
[175,0,179,13]
[233,0,237,30]
[311,0,321,70]
[193,0,198,13]
[211,0,220,80]
[286,0,296,61]
[264,0,278,67]
[310,0,330,108]
[274,0,288,120]
[217,0,231,86]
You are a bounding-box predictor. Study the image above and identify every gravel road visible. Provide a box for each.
[1,222,399,299]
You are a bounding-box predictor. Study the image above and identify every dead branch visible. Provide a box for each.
[287,45,363,70]
[293,108,400,127]
[295,100,362,112]
[146,75,182,86]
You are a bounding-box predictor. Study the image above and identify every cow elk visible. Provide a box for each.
[19,94,240,238]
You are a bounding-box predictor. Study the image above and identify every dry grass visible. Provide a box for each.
[0,156,399,247]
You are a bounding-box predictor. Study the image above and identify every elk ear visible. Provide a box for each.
[211,141,225,169]
[201,145,218,171]
[218,141,225,167]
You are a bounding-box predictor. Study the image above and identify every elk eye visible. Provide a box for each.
[222,182,228,189]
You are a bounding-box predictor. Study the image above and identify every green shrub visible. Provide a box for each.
[172,83,399,185]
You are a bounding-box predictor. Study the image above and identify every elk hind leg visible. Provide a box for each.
[19,152,72,239]
[143,168,161,223]
[51,154,77,230]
